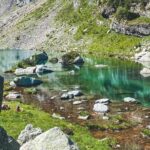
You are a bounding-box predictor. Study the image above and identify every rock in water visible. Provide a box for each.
[73,56,84,65]
[35,65,53,74]
[123,97,136,103]
[140,68,150,77]
[61,90,83,100]
[61,51,84,66]
[16,52,48,68]
[17,124,43,145]
[15,67,36,75]
[11,77,43,87]
[0,127,20,150]
[20,127,79,150]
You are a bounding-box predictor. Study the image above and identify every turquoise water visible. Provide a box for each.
[0,50,150,106]
[44,56,150,107]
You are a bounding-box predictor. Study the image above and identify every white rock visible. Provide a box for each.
[140,68,150,77]
[5,92,22,100]
[123,97,136,103]
[138,52,150,62]
[93,103,108,113]
[17,124,42,145]
[15,67,36,75]
[102,116,109,120]
[73,101,82,105]
[95,98,110,104]
[68,90,83,96]
[52,113,65,120]
[20,127,79,150]
[78,115,89,120]
[146,125,150,129]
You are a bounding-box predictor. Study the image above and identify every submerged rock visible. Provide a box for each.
[49,57,58,64]
[20,127,79,150]
[11,77,43,87]
[95,64,108,68]
[17,124,43,145]
[0,127,20,150]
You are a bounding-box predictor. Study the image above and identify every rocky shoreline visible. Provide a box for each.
[1,50,150,150]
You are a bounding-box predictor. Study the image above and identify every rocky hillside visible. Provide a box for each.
[0,0,150,55]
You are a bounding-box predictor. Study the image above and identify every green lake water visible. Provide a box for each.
[0,50,150,106]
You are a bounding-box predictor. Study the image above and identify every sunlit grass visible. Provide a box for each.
[0,101,114,150]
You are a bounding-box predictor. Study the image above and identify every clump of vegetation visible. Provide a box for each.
[87,115,137,131]
[24,88,37,94]
[0,101,114,150]
[142,128,150,137]
[115,7,139,21]
[79,111,90,116]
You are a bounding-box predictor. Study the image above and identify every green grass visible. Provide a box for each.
[142,128,150,137]
[56,0,144,56]
[17,0,55,28]
[127,16,150,25]
[0,101,114,150]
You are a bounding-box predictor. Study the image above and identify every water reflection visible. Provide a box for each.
[0,50,150,106]
[43,57,150,106]
[0,49,34,74]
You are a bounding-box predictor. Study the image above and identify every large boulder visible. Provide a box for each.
[0,127,20,150]
[61,51,84,66]
[20,127,79,150]
[93,103,108,113]
[10,77,43,87]
[16,52,48,69]
[111,22,150,37]
[17,124,43,145]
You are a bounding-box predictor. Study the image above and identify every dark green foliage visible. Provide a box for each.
[115,7,139,21]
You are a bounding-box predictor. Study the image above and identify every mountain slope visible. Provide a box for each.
[0,0,150,56]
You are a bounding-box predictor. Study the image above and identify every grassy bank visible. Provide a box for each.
[56,0,149,55]
[0,101,114,150]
